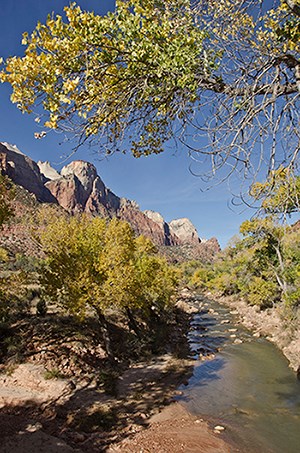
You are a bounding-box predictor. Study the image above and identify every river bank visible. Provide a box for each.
[177,293,300,453]
[1,289,299,452]
[0,290,237,453]
[209,292,300,374]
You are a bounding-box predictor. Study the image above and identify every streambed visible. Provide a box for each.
[177,297,300,453]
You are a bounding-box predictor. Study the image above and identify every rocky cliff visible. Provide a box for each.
[0,142,220,256]
[0,143,56,203]
[169,218,200,245]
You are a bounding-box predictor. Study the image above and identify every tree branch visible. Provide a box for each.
[284,0,300,17]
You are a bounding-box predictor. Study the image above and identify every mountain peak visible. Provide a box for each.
[0,142,220,257]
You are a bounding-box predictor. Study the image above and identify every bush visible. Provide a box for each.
[44,368,64,380]
[283,288,300,309]
[8,254,40,273]
[247,277,278,308]
[189,267,214,289]
[209,272,240,295]
[0,247,9,263]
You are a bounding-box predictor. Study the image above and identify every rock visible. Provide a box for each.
[72,433,85,443]
[67,380,76,391]
[143,210,165,226]
[45,174,82,212]
[0,142,56,202]
[176,300,198,314]
[169,218,200,244]
[143,210,179,245]
[37,161,60,180]
[174,390,183,396]
[234,338,243,344]
[25,422,43,433]
[61,160,98,195]
[119,204,179,246]
[1,143,221,257]
[253,332,261,338]
[214,425,225,433]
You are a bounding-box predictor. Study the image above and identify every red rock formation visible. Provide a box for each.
[169,218,200,245]
[118,204,180,246]
[0,143,221,255]
[45,175,84,213]
[0,142,56,203]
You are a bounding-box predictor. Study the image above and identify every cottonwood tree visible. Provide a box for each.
[37,214,178,357]
[250,167,300,217]
[0,0,299,186]
[240,217,288,295]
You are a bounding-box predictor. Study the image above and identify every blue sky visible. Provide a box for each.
[0,0,258,248]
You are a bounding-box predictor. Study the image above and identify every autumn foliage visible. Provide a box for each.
[36,213,178,326]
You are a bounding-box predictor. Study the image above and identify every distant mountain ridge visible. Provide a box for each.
[0,142,220,258]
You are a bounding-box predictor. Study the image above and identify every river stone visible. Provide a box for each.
[214,425,225,433]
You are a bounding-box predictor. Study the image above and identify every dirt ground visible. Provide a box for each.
[109,403,234,453]
[0,357,235,453]
[0,290,242,452]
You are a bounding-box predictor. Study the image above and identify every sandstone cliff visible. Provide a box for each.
[0,142,220,256]
[0,143,56,203]
[169,218,200,245]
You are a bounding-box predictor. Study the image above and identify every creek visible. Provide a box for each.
[177,297,300,453]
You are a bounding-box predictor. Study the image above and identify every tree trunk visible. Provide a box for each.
[126,306,142,339]
[148,306,160,331]
[94,307,115,361]
[273,243,288,295]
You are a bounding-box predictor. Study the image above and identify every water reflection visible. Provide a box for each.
[178,299,300,453]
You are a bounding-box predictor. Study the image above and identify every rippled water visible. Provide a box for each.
[178,298,300,453]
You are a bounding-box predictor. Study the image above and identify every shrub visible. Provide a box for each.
[0,247,9,263]
[247,277,278,308]
[209,272,239,295]
[44,368,64,380]
[283,288,300,309]
[189,267,214,289]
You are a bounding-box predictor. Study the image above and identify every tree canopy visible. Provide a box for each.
[250,167,300,216]
[37,213,178,320]
[189,167,300,309]
[0,0,299,184]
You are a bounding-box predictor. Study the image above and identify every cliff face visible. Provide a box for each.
[0,143,56,203]
[0,142,220,255]
[169,218,200,245]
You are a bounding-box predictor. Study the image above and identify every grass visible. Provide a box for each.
[44,368,65,380]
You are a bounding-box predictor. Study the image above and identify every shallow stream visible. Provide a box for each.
[178,297,300,453]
